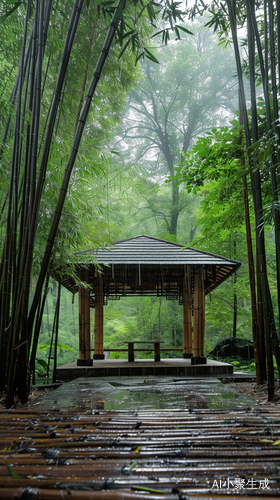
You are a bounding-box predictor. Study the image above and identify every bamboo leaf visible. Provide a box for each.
[121,30,135,41]
[131,485,165,494]
[176,25,194,35]
[150,29,165,39]
[144,48,159,64]
[36,359,48,371]
[135,51,145,64]
[37,344,75,352]
[132,446,141,453]
[2,2,22,19]
[118,36,134,59]
[146,3,155,22]
[5,464,19,478]
[129,460,138,470]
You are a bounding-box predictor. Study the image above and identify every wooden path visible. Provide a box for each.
[0,407,280,499]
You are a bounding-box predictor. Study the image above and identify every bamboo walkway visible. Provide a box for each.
[0,406,280,499]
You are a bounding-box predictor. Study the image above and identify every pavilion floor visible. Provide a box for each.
[56,357,234,381]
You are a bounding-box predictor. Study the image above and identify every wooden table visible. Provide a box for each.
[123,341,164,362]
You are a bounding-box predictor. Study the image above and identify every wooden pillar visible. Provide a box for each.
[78,287,85,359]
[183,269,192,358]
[78,270,91,364]
[128,342,134,362]
[191,265,207,365]
[84,283,91,359]
[154,341,160,362]
[94,271,105,359]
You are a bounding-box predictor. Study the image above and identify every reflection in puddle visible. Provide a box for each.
[90,379,254,412]
[184,392,208,410]
[32,377,256,413]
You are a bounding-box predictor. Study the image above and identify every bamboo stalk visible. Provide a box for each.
[4,0,33,406]
[52,282,61,383]
[246,1,274,397]
[28,0,126,347]
[0,489,177,500]
[226,0,276,396]
[249,0,280,373]
[29,274,50,386]
[177,491,280,500]
[1,0,85,407]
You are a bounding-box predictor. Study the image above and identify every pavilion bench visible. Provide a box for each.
[92,347,182,361]
[123,341,164,362]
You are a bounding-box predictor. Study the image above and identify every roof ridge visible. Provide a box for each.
[112,234,184,248]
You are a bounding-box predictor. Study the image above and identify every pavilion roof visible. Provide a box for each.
[57,235,241,298]
[77,235,240,267]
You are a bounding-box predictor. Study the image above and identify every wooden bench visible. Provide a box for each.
[123,341,164,362]
[91,347,182,361]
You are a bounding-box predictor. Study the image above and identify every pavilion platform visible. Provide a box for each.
[56,357,233,381]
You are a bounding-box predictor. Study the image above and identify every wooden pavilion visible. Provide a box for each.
[60,235,240,366]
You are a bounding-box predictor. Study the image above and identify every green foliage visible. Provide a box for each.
[35,358,49,377]
[173,115,279,339]
[174,123,243,193]
[103,296,183,359]
[172,121,258,343]
[37,343,76,352]
[95,157,200,243]
[31,280,79,381]
[116,18,238,237]
[216,358,256,373]
[5,464,19,478]
[2,0,279,401]
[0,1,143,269]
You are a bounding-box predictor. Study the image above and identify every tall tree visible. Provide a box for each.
[117,20,238,237]
[91,152,199,243]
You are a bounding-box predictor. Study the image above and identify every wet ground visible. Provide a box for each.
[29,376,257,413]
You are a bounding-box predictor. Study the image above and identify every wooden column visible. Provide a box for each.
[84,283,91,359]
[191,265,207,365]
[94,271,105,359]
[78,270,91,364]
[128,342,134,362]
[154,341,161,362]
[78,287,85,359]
[183,269,192,358]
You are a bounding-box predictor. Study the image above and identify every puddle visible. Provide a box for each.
[30,377,257,413]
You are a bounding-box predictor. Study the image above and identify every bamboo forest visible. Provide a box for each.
[2,1,280,498]
[0,0,280,406]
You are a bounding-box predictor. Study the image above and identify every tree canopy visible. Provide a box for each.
[117,19,238,236]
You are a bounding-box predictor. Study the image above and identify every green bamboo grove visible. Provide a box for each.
[0,0,191,407]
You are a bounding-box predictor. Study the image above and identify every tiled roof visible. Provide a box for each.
[56,235,241,296]
[77,235,240,268]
